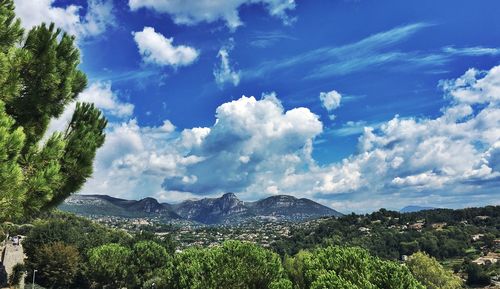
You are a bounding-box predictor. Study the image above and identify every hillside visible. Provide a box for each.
[60,193,342,224]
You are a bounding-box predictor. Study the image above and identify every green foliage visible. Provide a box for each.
[8,263,25,288]
[284,251,307,289]
[27,242,80,288]
[273,206,500,261]
[0,0,107,222]
[0,0,23,50]
[214,240,285,289]
[0,0,25,103]
[88,244,132,289]
[406,252,462,289]
[23,212,131,260]
[23,213,131,288]
[417,232,438,256]
[269,278,293,289]
[0,101,25,221]
[170,245,213,289]
[25,209,497,289]
[22,213,440,289]
[12,23,87,148]
[131,241,172,286]
[310,271,357,289]
[133,230,178,255]
[465,262,491,286]
[171,240,286,289]
[21,133,66,215]
[400,240,420,255]
[285,246,424,289]
[46,102,107,208]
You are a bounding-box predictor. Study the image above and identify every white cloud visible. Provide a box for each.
[64,93,319,201]
[79,82,134,118]
[440,66,500,105]
[82,120,180,198]
[128,0,296,30]
[161,95,323,196]
[246,23,436,80]
[80,118,211,201]
[319,90,342,120]
[319,90,342,111]
[14,0,115,38]
[82,0,116,36]
[326,120,383,137]
[46,81,134,136]
[132,27,199,67]
[443,46,500,56]
[249,30,297,48]
[391,171,447,188]
[75,65,500,211]
[179,127,210,150]
[214,43,240,87]
[308,66,500,211]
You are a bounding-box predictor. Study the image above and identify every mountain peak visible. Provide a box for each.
[221,192,238,200]
[61,193,342,225]
[139,197,159,203]
[400,205,436,213]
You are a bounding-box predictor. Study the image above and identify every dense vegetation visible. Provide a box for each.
[272,206,499,259]
[272,206,500,286]
[9,212,455,289]
[3,206,496,288]
[0,0,106,222]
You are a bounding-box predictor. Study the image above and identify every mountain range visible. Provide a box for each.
[60,193,343,225]
[400,205,436,213]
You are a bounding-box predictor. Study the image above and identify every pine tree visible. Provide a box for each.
[0,0,107,222]
[46,102,107,209]
[0,101,25,221]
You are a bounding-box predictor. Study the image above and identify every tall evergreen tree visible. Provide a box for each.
[45,102,107,209]
[0,101,25,221]
[0,0,107,222]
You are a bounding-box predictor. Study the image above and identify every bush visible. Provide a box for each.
[131,240,172,287]
[87,243,132,289]
[26,242,80,288]
[171,240,286,289]
[406,252,462,289]
[8,263,26,287]
[269,278,293,289]
[285,246,424,289]
[466,263,491,286]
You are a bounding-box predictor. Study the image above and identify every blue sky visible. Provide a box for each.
[16,0,500,212]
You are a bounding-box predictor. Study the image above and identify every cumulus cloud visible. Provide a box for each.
[214,43,240,87]
[81,119,202,200]
[128,0,296,30]
[319,90,342,120]
[79,82,135,118]
[14,0,115,39]
[70,93,322,201]
[46,81,134,136]
[162,95,323,195]
[75,65,500,212]
[132,27,199,67]
[308,65,500,211]
[440,66,500,105]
